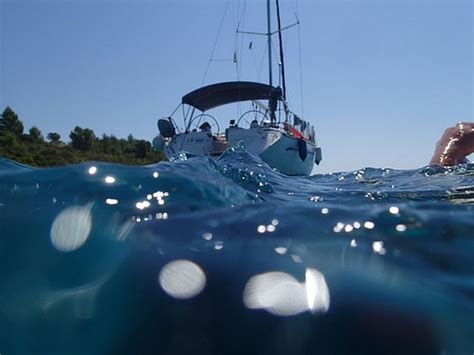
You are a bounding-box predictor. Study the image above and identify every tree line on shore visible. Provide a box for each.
[0,106,165,166]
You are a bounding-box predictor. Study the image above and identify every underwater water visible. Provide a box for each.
[0,146,473,355]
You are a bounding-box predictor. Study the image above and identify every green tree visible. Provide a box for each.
[47,132,61,143]
[69,126,96,151]
[100,134,122,155]
[0,131,19,147]
[134,140,151,159]
[29,126,44,142]
[0,108,164,166]
[0,106,24,136]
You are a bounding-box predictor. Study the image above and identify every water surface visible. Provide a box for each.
[0,147,473,354]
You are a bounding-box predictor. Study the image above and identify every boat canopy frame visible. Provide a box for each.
[163,81,296,134]
[181,81,284,112]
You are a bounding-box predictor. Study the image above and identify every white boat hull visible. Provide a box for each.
[155,126,317,176]
[227,127,315,175]
[259,134,316,176]
[226,126,281,155]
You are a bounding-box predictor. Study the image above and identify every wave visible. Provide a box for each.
[0,149,473,354]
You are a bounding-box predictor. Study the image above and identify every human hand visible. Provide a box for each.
[429,122,474,166]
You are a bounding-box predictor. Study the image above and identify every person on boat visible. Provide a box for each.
[199,122,212,133]
[430,122,474,166]
[268,86,283,123]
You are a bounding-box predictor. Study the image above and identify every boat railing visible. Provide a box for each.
[186,113,220,134]
[236,110,269,128]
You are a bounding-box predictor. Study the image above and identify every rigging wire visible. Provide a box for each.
[237,1,265,81]
[236,0,247,118]
[257,43,268,81]
[290,0,299,23]
[270,0,303,117]
[270,38,279,82]
[249,41,261,79]
[297,20,304,117]
[282,28,291,110]
[276,0,287,100]
[237,0,247,81]
[201,0,232,86]
[236,0,247,34]
[295,0,305,117]
[232,0,239,80]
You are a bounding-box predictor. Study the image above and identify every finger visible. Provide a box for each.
[456,122,474,130]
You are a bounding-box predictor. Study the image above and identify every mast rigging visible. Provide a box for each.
[266,0,273,86]
[275,0,287,100]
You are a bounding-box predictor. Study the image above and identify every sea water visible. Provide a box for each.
[0,146,473,354]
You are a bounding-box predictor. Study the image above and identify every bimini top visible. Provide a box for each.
[182,81,282,112]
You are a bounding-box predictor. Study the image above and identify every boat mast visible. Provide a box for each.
[275,0,286,99]
[267,0,273,86]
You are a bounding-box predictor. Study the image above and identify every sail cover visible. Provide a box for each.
[182,81,282,112]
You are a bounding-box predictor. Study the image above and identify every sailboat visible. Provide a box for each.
[152,0,322,176]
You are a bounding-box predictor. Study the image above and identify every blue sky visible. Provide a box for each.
[1,0,472,173]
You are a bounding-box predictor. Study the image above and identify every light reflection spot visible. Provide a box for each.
[291,254,302,263]
[153,172,159,178]
[243,272,307,316]
[104,176,116,184]
[275,246,287,255]
[372,241,386,255]
[257,225,266,234]
[321,208,329,215]
[202,232,213,240]
[50,204,92,252]
[243,268,330,316]
[158,260,206,299]
[152,212,169,220]
[105,198,118,205]
[136,200,151,210]
[364,221,375,229]
[396,224,407,232]
[389,206,399,214]
[271,219,279,226]
[333,222,344,233]
[305,268,330,313]
[88,166,97,175]
[266,225,276,232]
